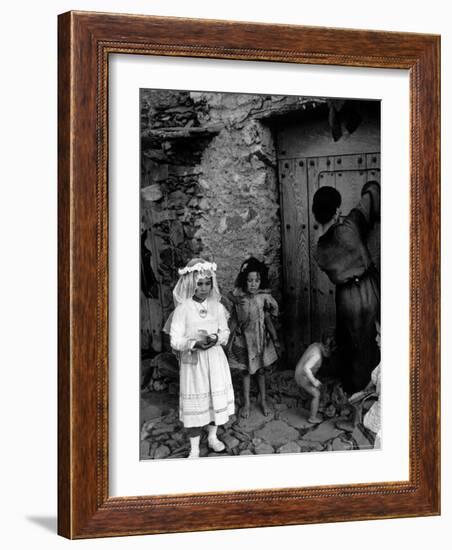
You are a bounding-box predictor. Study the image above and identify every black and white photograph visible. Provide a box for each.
[140,89,381,460]
[2,0,446,546]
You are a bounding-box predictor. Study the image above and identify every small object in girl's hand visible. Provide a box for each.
[202,334,216,345]
[197,329,209,343]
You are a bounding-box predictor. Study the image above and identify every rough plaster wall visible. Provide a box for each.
[140,90,326,351]
[195,120,281,297]
[189,92,284,296]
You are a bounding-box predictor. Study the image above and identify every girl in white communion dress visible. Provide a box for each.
[165,258,235,458]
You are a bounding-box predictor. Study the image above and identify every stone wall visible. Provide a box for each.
[140,90,217,351]
[188,94,281,296]
[140,91,318,352]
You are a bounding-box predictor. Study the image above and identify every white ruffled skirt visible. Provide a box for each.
[179,345,235,428]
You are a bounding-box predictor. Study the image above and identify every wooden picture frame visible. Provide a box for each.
[58,11,440,539]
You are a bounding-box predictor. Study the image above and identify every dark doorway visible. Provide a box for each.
[273,101,381,365]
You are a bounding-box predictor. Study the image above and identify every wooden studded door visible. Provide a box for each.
[278,153,380,365]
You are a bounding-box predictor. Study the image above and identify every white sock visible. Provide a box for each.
[188,435,200,458]
[207,425,225,452]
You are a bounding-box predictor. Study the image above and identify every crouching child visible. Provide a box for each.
[294,332,336,424]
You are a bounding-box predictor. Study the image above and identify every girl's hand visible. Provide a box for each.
[194,340,208,350]
[194,339,216,350]
[204,334,219,349]
[313,379,322,388]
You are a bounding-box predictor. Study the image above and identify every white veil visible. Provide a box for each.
[172,258,220,306]
[163,258,221,334]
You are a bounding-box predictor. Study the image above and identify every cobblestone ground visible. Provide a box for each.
[140,369,377,460]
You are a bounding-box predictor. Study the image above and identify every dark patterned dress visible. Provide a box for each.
[227,289,279,375]
[314,181,380,393]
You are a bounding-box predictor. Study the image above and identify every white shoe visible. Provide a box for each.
[208,436,225,452]
[207,425,225,452]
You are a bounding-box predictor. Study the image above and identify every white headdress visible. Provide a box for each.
[163,258,221,335]
[177,260,217,276]
[172,258,220,307]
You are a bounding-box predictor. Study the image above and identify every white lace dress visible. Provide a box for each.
[170,299,235,428]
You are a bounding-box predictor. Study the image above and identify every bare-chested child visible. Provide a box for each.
[294,333,336,424]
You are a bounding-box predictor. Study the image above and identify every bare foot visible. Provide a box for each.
[261,401,271,416]
[240,404,250,419]
[308,416,323,424]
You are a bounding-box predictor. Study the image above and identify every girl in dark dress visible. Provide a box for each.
[227,258,280,418]
[312,181,380,393]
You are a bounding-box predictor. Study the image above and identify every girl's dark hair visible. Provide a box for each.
[312,186,342,225]
[235,257,270,291]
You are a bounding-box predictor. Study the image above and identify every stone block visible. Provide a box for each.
[140,405,164,427]
[237,405,274,432]
[296,440,324,452]
[152,423,177,436]
[279,408,313,430]
[254,420,299,448]
[198,197,209,210]
[167,190,187,208]
[141,184,163,202]
[140,440,151,458]
[238,441,250,451]
[153,445,170,460]
[166,439,180,451]
[352,426,374,450]
[254,442,274,455]
[149,441,160,458]
[223,416,236,430]
[222,433,240,450]
[154,433,170,442]
[149,164,169,182]
[168,165,201,177]
[172,431,185,443]
[334,418,355,432]
[151,209,177,224]
[277,441,301,454]
[302,419,343,443]
[331,437,354,452]
[172,444,190,455]
[169,220,184,246]
[231,429,250,442]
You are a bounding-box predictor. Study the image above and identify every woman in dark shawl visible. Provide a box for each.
[312,181,380,393]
